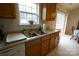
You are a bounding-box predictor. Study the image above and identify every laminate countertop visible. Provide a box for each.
[0,30,60,51]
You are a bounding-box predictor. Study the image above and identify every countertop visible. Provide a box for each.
[0,30,60,51]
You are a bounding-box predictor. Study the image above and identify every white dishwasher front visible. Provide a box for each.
[0,43,25,56]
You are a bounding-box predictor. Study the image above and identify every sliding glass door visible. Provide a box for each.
[56,10,67,34]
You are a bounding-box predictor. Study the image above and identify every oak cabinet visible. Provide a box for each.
[50,33,55,51]
[25,31,60,56]
[41,35,50,55]
[0,3,16,19]
[26,44,41,56]
[54,32,60,47]
[50,31,60,51]
[41,39,49,56]
[41,3,56,21]
[41,35,50,42]
[25,38,41,56]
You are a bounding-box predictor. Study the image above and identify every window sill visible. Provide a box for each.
[19,23,40,26]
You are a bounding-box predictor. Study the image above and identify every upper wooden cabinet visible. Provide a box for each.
[0,3,16,19]
[41,3,56,21]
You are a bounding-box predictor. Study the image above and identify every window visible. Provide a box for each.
[19,3,39,25]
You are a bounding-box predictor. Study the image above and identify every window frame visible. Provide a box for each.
[19,3,40,25]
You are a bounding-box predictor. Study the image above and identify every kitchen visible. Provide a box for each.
[0,3,60,56]
[1,3,79,56]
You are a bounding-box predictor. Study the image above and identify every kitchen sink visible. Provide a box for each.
[27,33,38,37]
[23,30,47,38]
[23,31,38,38]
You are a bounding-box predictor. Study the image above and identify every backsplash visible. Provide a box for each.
[0,19,41,33]
[43,21,56,31]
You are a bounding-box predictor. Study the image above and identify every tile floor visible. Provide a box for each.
[47,34,79,56]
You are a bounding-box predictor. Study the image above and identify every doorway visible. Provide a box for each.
[56,10,67,35]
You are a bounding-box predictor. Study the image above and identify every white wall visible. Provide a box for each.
[57,4,79,35]
[57,4,69,14]
[65,8,79,35]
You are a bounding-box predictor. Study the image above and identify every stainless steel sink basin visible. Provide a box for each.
[23,30,47,38]
[23,31,38,38]
[27,33,38,37]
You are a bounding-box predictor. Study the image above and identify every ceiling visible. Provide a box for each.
[57,3,79,11]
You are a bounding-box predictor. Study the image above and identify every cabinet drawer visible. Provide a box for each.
[54,31,60,35]
[51,33,54,37]
[51,32,59,37]
[26,38,40,47]
[41,35,50,42]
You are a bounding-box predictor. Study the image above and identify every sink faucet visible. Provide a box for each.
[22,28,26,33]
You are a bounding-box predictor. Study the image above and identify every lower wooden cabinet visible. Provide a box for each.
[25,31,60,56]
[26,44,41,56]
[25,38,41,56]
[54,32,60,47]
[50,33,55,51]
[50,31,60,51]
[41,40,49,56]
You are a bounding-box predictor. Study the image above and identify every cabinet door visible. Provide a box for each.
[26,44,41,56]
[54,32,60,47]
[46,3,56,21]
[41,39,49,56]
[41,35,50,42]
[25,38,41,56]
[41,3,56,21]
[50,33,55,51]
[0,4,10,18]
[8,4,16,18]
[0,3,16,19]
